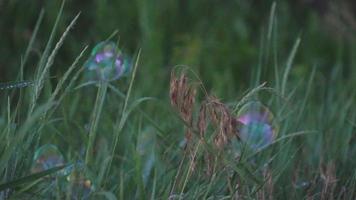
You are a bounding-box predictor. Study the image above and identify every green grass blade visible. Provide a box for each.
[85,82,108,165]
[21,9,45,75]
[106,49,141,177]
[30,0,66,113]
[0,165,68,192]
[281,37,301,96]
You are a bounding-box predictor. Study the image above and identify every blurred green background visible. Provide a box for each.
[1,0,355,97]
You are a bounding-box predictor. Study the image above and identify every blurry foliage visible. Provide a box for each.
[0,0,355,97]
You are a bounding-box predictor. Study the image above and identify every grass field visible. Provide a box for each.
[0,1,355,199]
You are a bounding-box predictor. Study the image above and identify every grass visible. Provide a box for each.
[0,1,356,199]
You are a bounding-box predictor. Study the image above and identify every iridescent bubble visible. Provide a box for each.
[84,41,131,81]
[31,144,70,177]
[236,101,278,149]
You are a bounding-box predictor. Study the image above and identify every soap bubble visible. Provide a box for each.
[31,144,71,177]
[236,101,278,149]
[84,41,131,81]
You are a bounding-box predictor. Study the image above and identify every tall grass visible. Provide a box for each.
[0,1,355,200]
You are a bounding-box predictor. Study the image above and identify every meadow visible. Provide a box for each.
[0,1,355,199]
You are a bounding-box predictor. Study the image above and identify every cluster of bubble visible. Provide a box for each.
[84,41,131,82]
[236,101,278,149]
[31,144,93,199]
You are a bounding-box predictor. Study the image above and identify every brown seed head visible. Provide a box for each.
[169,72,197,125]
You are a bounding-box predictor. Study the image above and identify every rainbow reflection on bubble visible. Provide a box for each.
[84,41,131,81]
[236,102,278,149]
[31,144,69,177]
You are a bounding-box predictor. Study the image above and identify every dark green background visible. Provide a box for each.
[1,0,355,98]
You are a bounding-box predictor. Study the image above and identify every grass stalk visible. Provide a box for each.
[281,37,301,96]
[104,49,141,179]
[85,81,108,165]
[179,139,203,198]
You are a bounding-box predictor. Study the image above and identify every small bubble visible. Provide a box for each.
[31,144,71,177]
[236,101,278,149]
[84,41,131,82]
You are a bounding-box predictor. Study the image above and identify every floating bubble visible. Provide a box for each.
[84,41,131,81]
[31,144,70,177]
[236,101,278,149]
